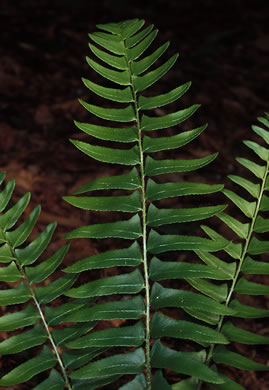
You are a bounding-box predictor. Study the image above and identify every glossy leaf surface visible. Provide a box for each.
[151,341,224,384]
[70,348,145,379]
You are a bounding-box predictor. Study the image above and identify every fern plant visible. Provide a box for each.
[0,18,268,390]
[0,171,74,389]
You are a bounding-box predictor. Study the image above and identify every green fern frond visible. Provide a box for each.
[64,19,227,389]
[0,172,73,389]
[195,113,269,388]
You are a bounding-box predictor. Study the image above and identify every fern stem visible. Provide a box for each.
[123,40,151,388]
[134,86,152,389]
[7,242,72,389]
[30,291,72,390]
[202,160,269,382]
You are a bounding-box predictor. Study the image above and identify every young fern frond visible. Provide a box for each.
[0,172,73,389]
[63,19,231,389]
[193,113,269,389]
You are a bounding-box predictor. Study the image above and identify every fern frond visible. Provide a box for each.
[65,19,228,388]
[0,172,74,388]
[196,113,269,388]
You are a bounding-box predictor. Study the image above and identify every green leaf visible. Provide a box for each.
[6,205,41,248]
[241,255,269,274]
[63,347,107,370]
[149,257,230,281]
[32,369,65,390]
[86,56,129,85]
[70,140,139,165]
[72,375,121,390]
[223,189,256,218]
[146,180,223,201]
[152,370,172,390]
[74,121,137,143]
[65,214,142,240]
[127,29,158,61]
[151,312,228,345]
[0,229,6,245]
[236,157,266,179]
[80,246,142,275]
[0,282,31,305]
[243,140,269,161]
[0,346,57,386]
[217,212,249,239]
[195,250,236,278]
[70,348,145,379]
[73,168,140,194]
[67,296,145,322]
[187,278,228,302]
[141,105,199,131]
[0,178,15,212]
[82,78,133,103]
[64,241,142,273]
[63,191,141,213]
[139,81,191,110]
[151,283,234,316]
[0,243,14,263]
[151,340,224,384]
[143,125,206,153]
[228,174,260,198]
[145,154,217,176]
[15,222,57,266]
[260,194,269,211]
[67,321,144,348]
[36,274,78,304]
[0,192,30,231]
[257,114,269,129]
[89,43,127,69]
[148,230,227,254]
[65,269,144,298]
[234,277,269,295]
[25,243,70,284]
[213,346,269,371]
[211,370,246,390]
[171,378,198,390]
[45,300,89,326]
[252,124,269,144]
[131,41,169,76]
[89,31,125,55]
[147,204,225,226]
[0,261,20,282]
[125,22,152,46]
[79,99,135,122]
[222,321,269,344]
[248,236,269,255]
[229,299,269,318]
[0,304,39,331]
[53,323,96,347]
[134,54,178,92]
[184,308,220,325]
[0,171,6,186]
[201,225,242,259]
[97,19,144,38]
[254,215,269,233]
[0,323,47,354]
[119,373,146,389]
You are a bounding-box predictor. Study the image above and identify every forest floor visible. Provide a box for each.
[0,0,269,389]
